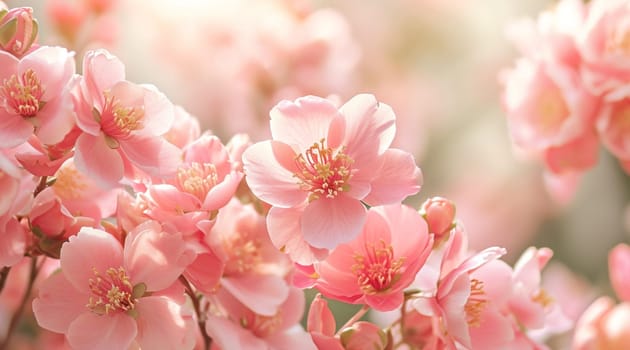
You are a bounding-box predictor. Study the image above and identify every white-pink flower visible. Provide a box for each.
[32,223,196,350]
[243,94,422,263]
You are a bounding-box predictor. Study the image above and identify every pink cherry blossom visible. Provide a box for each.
[420,196,456,238]
[0,45,75,149]
[243,94,422,260]
[306,204,433,311]
[32,223,196,350]
[411,246,509,349]
[144,133,243,235]
[205,286,316,350]
[204,199,291,315]
[573,297,630,350]
[579,0,630,95]
[72,49,182,188]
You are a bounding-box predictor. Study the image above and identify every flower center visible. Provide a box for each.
[53,163,88,200]
[536,87,569,133]
[97,92,145,143]
[0,69,45,118]
[606,26,630,57]
[294,139,353,202]
[240,311,283,338]
[223,233,262,276]
[465,278,487,327]
[532,288,554,308]
[175,162,218,202]
[87,267,136,315]
[352,240,404,295]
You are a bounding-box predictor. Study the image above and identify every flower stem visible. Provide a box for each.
[0,257,41,349]
[0,266,10,294]
[180,276,212,350]
[336,304,370,335]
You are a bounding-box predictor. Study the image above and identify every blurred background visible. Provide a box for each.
[8,0,630,325]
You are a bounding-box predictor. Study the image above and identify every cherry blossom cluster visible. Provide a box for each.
[0,2,625,350]
[501,0,630,200]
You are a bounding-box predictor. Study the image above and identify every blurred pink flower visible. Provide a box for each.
[609,243,630,302]
[72,49,181,188]
[579,0,630,95]
[204,199,292,315]
[573,297,630,350]
[32,223,196,350]
[306,204,432,311]
[205,286,316,350]
[243,94,422,262]
[0,46,75,149]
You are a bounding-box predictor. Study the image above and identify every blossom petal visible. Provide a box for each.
[120,136,182,177]
[363,149,422,206]
[270,96,341,151]
[67,312,136,350]
[221,274,289,316]
[32,271,89,333]
[301,196,367,250]
[124,221,196,291]
[340,94,396,164]
[0,113,32,148]
[205,315,267,350]
[74,133,123,189]
[60,227,123,293]
[266,206,329,265]
[134,296,196,350]
[243,141,306,207]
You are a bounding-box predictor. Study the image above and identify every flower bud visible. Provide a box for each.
[340,322,389,350]
[420,196,456,237]
[0,6,38,57]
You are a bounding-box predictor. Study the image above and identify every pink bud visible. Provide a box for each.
[339,322,389,350]
[0,6,38,57]
[609,243,630,302]
[420,196,456,236]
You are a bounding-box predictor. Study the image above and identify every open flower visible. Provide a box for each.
[304,204,433,311]
[0,45,75,149]
[243,94,422,263]
[32,222,196,350]
[72,49,181,188]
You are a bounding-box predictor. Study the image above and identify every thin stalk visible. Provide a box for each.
[179,276,212,350]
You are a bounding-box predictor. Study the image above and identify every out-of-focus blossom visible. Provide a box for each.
[573,297,630,350]
[579,0,630,95]
[205,286,317,350]
[609,243,630,302]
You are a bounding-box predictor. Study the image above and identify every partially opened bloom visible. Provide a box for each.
[573,297,630,350]
[243,94,422,263]
[32,223,196,350]
[304,204,433,311]
[72,49,181,188]
[0,6,38,57]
